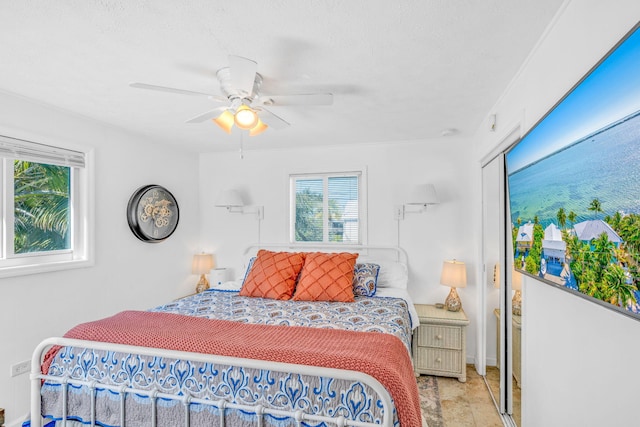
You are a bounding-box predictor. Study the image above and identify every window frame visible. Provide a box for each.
[289,169,367,245]
[0,134,94,278]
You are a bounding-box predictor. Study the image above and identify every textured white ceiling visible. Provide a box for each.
[0,0,565,153]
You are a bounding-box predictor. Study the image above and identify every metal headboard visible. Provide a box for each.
[242,243,408,266]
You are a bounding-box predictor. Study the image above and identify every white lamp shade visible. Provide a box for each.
[440,260,467,288]
[192,253,215,274]
[408,184,439,205]
[215,190,244,207]
[512,269,522,291]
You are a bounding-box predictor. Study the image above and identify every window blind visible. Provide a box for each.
[0,134,85,168]
[327,175,359,242]
[292,172,360,243]
[295,178,324,242]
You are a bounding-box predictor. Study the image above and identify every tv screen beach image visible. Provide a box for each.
[506,25,640,318]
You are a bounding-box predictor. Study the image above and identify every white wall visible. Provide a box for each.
[474,1,640,425]
[0,92,201,426]
[523,276,640,426]
[199,139,479,355]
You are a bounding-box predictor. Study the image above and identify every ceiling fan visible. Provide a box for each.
[130,55,333,136]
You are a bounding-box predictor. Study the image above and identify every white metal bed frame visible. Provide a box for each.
[31,338,394,427]
[242,244,408,268]
[30,244,410,427]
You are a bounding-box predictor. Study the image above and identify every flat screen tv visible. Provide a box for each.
[506,22,640,321]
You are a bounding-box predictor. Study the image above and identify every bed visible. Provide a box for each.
[28,245,424,427]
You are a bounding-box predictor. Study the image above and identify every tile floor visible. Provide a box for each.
[437,365,504,426]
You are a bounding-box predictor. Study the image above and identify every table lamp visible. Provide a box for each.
[192,253,215,293]
[440,260,467,312]
[512,269,523,316]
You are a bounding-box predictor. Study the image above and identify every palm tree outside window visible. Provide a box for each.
[0,134,91,276]
[290,172,364,244]
[14,160,71,253]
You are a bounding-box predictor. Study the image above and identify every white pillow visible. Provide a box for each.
[358,257,408,289]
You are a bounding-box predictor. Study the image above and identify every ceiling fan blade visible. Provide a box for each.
[129,82,227,102]
[185,107,228,123]
[256,108,290,129]
[228,55,258,97]
[257,93,333,106]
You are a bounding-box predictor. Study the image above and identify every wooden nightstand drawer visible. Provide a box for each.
[415,347,463,374]
[417,324,462,350]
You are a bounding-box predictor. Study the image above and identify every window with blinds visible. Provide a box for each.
[290,172,362,244]
[0,134,92,275]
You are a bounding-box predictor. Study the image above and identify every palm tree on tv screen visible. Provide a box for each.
[592,233,616,272]
[603,263,637,308]
[588,198,603,219]
[557,207,567,229]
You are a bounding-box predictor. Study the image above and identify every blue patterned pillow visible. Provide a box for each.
[352,263,380,296]
[241,257,257,285]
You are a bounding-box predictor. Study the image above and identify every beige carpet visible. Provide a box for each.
[417,375,444,427]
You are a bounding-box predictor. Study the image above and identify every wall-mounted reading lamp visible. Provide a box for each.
[215,189,264,219]
[394,184,439,220]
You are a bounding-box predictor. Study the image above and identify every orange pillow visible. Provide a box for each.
[293,252,358,302]
[240,250,306,300]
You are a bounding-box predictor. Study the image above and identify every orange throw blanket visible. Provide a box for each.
[45,310,421,426]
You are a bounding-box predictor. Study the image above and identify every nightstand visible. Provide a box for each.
[412,304,469,382]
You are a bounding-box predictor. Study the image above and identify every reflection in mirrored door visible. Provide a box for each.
[481,154,504,411]
[481,152,521,425]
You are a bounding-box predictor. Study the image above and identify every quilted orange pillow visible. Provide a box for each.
[293,252,358,302]
[240,250,306,300]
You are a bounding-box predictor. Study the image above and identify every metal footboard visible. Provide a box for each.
[31,337,394,427]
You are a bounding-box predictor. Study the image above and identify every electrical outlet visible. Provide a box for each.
[10,360,30,377]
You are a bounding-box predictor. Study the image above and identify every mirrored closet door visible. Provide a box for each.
[481,153,520,425]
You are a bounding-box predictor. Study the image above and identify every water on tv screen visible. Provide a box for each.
[506,23,640,320]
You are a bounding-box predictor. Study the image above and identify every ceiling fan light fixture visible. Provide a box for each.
[234,105,259,130]
[131,55,332,139]
[213,110,235,133]
[249,120,268,136]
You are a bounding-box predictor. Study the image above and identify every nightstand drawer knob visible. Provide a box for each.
[436,357,442,363]
[436,334,443,340]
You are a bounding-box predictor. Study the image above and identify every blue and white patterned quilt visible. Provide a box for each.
[38,290,415,427]
[151,289,413,352]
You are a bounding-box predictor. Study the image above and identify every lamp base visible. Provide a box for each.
[195,274,210,293]
[512,290,522,316]
[445,287,462,312]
